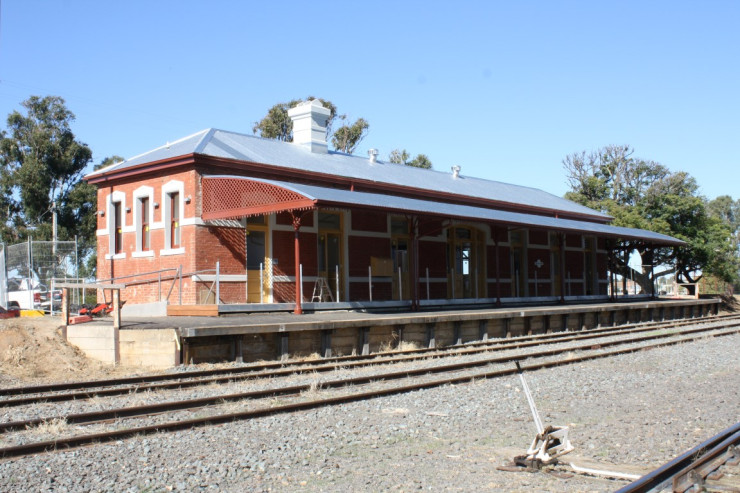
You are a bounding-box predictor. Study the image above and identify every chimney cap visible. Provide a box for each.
[451,165,461,179]
[368,148,379,163]
[288,98,332,116]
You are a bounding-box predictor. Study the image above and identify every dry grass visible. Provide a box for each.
[26,418,69,436]
[397,341,421,352]
[218,398,248,414]
[300,372,323,399]
[299,352,322,362]
[562,351,577,361]
[378,340,421,353]
[87,395,108,411]
[126,388,155,407]
[3,345,25,366]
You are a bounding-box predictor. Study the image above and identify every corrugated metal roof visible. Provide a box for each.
[206,176,684,246]
[86,128,610,220]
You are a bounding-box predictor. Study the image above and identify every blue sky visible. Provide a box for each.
[1,1,738,200]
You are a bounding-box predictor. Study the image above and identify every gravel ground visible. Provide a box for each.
[0,330,737,492]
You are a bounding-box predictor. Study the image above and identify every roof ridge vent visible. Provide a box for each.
[368,148,378,163]
[451,165,461,179]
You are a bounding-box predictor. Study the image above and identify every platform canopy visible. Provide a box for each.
[201,175,684,246]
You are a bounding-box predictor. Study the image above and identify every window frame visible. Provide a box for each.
[161,180,186,256]
[105,190,127,259]
[132,186,155,258]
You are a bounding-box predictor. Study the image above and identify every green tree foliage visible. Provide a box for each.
[254,97,369,154]
[0,96,92,244]
[331,117,369,154]
[563,145,740,290]
[0,96,121,279]
[69,156,124,278]
[388,148,433,169]
[706,195,740,287]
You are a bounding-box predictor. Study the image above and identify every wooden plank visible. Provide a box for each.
[68,315,93,325]
[167,305,219,317]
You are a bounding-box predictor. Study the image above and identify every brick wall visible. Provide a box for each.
[96,169,198,304]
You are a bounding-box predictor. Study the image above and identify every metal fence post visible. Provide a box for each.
[368,266,372,302]
[74,235,79,307]
[27,237,33,309]
[179,265,183,305]
[335,265,339,302]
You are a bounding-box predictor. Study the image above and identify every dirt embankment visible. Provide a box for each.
[0,317,136,386]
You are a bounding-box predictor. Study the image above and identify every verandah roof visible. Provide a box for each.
[201,176,685,246]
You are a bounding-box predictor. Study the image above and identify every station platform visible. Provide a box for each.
[63,297,721,368]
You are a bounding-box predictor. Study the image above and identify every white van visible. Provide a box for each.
[6,278,53,310]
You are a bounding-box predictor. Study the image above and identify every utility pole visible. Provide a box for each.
[52,201,57,256]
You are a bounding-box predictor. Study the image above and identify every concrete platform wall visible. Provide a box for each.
[68,298,722,367]
[119,329,178,368]
[66,324,178,368]
[66,324,117,364]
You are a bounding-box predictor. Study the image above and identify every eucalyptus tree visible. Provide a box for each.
[0,95,92,244]
[388,148,432,169]
[562,145,739,292]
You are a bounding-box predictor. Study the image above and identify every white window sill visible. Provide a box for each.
[160,247,185,256]
[132,250,155,258]
[105,253,126,260]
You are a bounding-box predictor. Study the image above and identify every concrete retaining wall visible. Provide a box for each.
[66,324,117,364]
[119,329,178,368]
[66,324,178,369]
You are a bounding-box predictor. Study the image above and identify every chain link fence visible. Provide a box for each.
[4,239,79,311]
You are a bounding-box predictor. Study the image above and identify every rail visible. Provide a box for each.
[616,421,740,493]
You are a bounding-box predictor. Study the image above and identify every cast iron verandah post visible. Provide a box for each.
[292,213,303,315]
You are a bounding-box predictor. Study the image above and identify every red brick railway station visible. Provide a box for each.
[73,99,714,367]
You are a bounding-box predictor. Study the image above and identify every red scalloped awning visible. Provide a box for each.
[201,177,316,220]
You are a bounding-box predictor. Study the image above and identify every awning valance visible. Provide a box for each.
[201,176,684,246]
[202,176,316,220]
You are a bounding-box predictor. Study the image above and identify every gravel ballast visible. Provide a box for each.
[0,332,738,492]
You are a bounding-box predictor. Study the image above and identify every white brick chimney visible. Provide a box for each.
[287,99,331,153]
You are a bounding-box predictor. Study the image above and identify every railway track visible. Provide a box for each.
[0,314,737,460]
[2,312,738,408]
[616,421,740,493]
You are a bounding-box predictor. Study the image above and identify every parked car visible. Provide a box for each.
[6,278,61,311]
